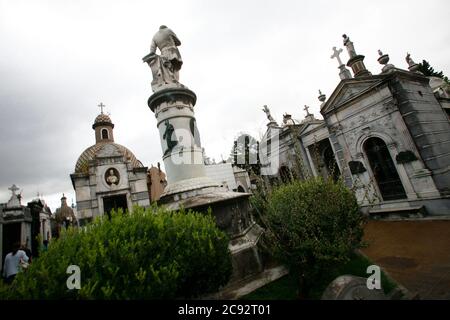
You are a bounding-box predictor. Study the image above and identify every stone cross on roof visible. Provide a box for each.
[8,184,19,195]
[331,47,344,66]
[98,102,106,114]
[304,105,311,116]
[7,184,21,207]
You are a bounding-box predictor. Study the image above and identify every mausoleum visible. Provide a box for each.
[70,107,150,221]
[260,34,450,218]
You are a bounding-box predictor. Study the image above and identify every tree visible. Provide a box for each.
[261,177,365,298]
[418,60,449,84]
[0,206,232,299]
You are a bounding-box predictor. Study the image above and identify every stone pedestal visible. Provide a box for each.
[147,85,265,283]
[347,55,372,78]
[338,64,352,80]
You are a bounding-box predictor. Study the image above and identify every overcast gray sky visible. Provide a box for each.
[1,0,449,211]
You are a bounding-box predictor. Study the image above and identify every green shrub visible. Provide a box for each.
[263,177,365,297]
[1,205,232,299]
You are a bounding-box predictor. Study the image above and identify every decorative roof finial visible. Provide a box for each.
[7,184,21,207]
[98,102,106,114]
[343,34,357,58]
[406,52,420,73]
[331,46,352,80]
[377,49,395,73]
[331,47,344,66]
[262,105,278,127]
[406,52,415,65]
[342,34,371,77]
[8,184,19,196]
[304,105,311,116]
[318,90,326,103]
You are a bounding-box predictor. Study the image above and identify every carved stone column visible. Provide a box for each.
[148,87,219,204]
[143,28,265,285]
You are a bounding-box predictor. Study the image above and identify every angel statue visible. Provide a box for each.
[405,52,416,67]
[262,105,275,122]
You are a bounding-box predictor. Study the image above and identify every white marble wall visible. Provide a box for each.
[73,159,150,219]
[326,84,440,205]
[205,163,238,190]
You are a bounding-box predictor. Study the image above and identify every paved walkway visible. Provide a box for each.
[362,219,450,299]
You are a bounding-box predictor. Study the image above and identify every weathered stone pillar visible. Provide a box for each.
[148,87,220,205]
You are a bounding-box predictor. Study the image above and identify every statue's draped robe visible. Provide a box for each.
[147,28,183,91]
[148,55,178,90]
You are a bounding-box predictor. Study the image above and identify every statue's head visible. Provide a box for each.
[159,25,168,30]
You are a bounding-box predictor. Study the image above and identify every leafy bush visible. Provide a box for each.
[262,177,365,297]
[1,205,232,299]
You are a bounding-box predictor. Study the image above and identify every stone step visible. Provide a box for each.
[202,265,289,300]
[369,205,427,220]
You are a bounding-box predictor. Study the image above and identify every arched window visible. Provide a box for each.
[101,128,109,140]
[323,145,340,181]
[363,137,406,201]
[237,185,246,193]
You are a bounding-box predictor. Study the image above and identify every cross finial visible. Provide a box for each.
[98,102,106,114]
[8,184,19,195]
[318,90,327,103]
[331,46,344,66]
[304,105,311,116]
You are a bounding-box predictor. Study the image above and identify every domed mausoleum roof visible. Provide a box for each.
[74,108,143,174]
[94,113,112,124]
[93,113,114,129]
[75,142,143,174]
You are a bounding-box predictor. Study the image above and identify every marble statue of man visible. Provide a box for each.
[343,34,357,58]
[143,25,183,91]
[150,25,183,71]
